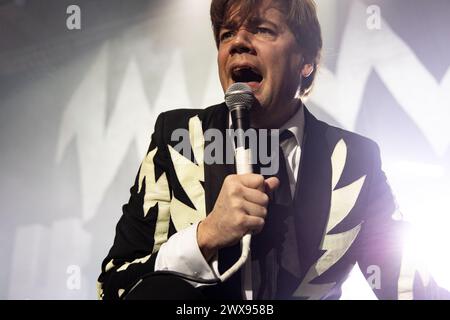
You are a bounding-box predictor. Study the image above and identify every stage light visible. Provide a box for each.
[342,160,450,299]
[386,160,450,291]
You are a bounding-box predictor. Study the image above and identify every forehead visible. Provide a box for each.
[223,0,287,26]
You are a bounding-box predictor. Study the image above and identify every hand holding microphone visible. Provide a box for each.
[197,83,279,281]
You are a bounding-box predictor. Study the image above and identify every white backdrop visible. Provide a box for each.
[1,0,449,299]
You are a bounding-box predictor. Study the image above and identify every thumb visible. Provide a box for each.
[264,176,280,195]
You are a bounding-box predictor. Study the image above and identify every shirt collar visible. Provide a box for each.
[279,103,305,148]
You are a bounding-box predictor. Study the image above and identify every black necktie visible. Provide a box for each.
[274,130,294,205]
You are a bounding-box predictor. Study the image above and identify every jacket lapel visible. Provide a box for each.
[202,103,236,216]
[294,108,335,279]
[292,108,366,299]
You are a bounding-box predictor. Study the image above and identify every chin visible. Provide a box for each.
[250,107,269,124]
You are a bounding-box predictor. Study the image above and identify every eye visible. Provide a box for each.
[256,27,275,35]
[220,30,235,42]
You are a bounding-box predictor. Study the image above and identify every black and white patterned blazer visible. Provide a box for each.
[98,103,447,300]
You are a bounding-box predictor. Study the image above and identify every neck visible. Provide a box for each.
[250,99,302,129]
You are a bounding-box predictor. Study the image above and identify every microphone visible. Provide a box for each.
[219,82,255,283]
[225,82,254,175]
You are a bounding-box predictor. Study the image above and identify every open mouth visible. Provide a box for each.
[231,67,263,84]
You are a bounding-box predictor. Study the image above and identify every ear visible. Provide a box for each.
[301,63,314,78]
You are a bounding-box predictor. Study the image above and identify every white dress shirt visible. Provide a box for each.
[155,105,305,297]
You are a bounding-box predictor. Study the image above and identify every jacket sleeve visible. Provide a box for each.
[97,112,172,300]
[356,142,450,299]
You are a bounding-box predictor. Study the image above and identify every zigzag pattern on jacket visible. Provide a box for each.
[294,139,366,299]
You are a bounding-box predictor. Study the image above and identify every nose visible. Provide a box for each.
[229,28,256,55]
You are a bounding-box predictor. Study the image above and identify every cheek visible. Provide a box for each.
[217,55,228,91]
[265,48,293,74]
[218,50,229,71]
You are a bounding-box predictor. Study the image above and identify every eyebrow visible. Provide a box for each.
[221,16,278,31]
[221,20,239,30]
[248,16,277,27]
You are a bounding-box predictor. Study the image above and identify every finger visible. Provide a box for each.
[242,215,265,234]
[242,187,270,206]
[239,174,265,190]
[264,177,280,195]
[242,200,268,219]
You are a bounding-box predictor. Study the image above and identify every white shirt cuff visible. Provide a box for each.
[155,222,219,287]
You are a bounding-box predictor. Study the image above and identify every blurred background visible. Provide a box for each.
[1,0,449,299]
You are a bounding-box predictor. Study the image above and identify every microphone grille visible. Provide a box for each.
[225,83,254,111]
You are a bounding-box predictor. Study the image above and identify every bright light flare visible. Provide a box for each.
[341,160,450,299]
[385,161,450,291]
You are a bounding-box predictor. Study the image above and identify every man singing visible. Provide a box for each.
[98,0,448,300]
